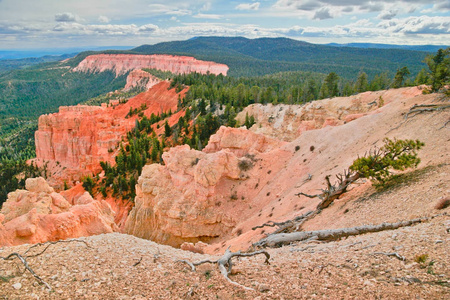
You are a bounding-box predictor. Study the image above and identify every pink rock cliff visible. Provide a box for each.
[73,54,229,76]
[34,81,187,187]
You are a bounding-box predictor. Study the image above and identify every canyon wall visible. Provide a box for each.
[73,54,229,76]
[34,81,187,187]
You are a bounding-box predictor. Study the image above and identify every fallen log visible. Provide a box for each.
[253,216,436,248]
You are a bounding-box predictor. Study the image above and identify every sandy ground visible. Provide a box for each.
[1,206,448,299]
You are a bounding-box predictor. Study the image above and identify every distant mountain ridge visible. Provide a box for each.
[0,46,133,60]
[130,36,431,78]
[326,42,448,53]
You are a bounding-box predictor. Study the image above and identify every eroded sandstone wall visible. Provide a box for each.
[34,81,187,186]
[73,54,229,76]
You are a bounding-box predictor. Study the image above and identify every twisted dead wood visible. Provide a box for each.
[1,239,91,290]
[253,217,434,248]
[178,247,270,291]
[297,169,360,210]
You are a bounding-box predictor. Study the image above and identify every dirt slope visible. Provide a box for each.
[0,212,448,299]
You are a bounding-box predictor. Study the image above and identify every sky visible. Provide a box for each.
[0,0,449,49]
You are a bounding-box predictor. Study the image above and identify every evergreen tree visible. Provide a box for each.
[354,71,368,93]
[164,121,172,137]
[392,67,410,88]
[425,48,449,92]
[324,72,339,97]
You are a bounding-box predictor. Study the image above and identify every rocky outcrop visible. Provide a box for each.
[236,87,424,141]
[125,127,289,247]
[124,69,161,91]
[126,87,448,253]
[0,178,117,246]
[34,81,187,187]
[73,54,229,76]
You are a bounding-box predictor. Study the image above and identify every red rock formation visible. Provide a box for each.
[125,87,446,254]
[125,127,289,247]
[73,54,229,76]
[34,81,187,187]
[0,178,117,246]
[124,69,161,91]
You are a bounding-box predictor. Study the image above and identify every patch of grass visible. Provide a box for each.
[204,270,212,280]
[0,275,15,282]
[414,254,429,264]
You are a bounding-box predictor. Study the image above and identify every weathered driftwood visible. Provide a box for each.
[253,217,427,248]
[297,169,360,210]
[0,239,91,290]
[252,211,315,234]
[390,103,450,132]
[372,252,406,261]
[404,104,450,120]
[178,247,270,291]
[1,252,51,290]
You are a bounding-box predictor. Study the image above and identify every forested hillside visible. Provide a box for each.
[133,37,430,78]
[0,54,76,74]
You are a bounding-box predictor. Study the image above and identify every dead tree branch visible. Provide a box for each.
[390,103,450,132]
[297,170,360,210]
[1,239,91,290]
[178,248,270,291]
[372,252,406,261]
[253,216,437,248]
[252,211,314,234]
[1,253,51,290]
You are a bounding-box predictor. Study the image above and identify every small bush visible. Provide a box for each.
[415,254,428,264]
[350,138,424,188]
[238,158,254,171]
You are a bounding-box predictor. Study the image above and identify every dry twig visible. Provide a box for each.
[1,239,91,290]
[372,252,406,261]
[178,247,270,291]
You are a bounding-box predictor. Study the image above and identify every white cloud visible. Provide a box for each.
[98,15,110,23]
[236,2,260,11]
[193,13,221,19]
[147,4,191,16]
[201,2,212,11]
[378,10,398,20]
[55,12,79,22]
[379,16,450,35]
[52,22,159,36]
[314,7,332,20]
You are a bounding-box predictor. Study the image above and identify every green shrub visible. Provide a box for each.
[350,138,424,188]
